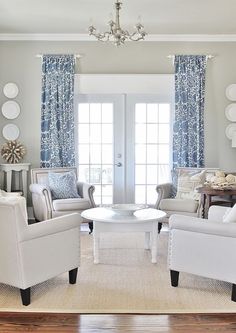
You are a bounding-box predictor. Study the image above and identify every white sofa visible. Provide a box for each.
[0,196,81,305]
[30,167,95,232]
[168,205,236,301]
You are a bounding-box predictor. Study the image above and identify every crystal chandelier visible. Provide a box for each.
[88,0,147,46]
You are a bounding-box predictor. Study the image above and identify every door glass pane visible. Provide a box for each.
[90,103,101,123]
[147,165,158,184]
[78,104,89,123]
[78,144,89,164]
[135,165,146,184]
[135,144,146,164]
[102,145,113,164]
[159,104,170,123]
[135,124,146,143]
[77,102,114,205]
[135,102,171,205]
[135,104,146,123]
[147,104,158,123]
[147,124,158,143]
[78,124,89,144]
[102,104,113,123]
[90,124,101,143]
[147,145,157,164]
[159,124,169,143]
[158,144,169,164]
[102,166,113,183]
[102,124,113,143]
[135,185,146,204]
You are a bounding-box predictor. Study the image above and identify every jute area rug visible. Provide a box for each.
[0,230,236,313]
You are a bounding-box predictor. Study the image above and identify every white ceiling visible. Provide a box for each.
[0,0,236,37]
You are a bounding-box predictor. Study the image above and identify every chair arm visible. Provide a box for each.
[208,205,230,222]
[20,213,81,242]
[77,182,96,207]
[154,183,174,209]
[29,183,53,220]
[169,214,236,238]
[30,183,51,197]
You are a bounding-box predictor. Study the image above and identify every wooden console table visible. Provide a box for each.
[197,186,236,218]
[0,163,31,198]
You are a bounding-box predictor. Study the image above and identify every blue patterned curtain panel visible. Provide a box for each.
[40,54,75,168]
[173,55,207,168]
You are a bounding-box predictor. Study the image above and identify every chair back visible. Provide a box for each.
[31,167,77,185]
[172,167,219,189]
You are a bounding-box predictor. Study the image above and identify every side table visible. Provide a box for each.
[197,186,236,218]
[0,163,31,198]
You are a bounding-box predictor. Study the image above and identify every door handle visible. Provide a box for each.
[115,162,122,167]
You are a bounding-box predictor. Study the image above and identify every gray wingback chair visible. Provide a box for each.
[29,167,95,232]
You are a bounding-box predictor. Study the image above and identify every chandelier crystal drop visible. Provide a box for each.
[88,0,147,46]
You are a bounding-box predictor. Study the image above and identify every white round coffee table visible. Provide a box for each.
[81,207,166,264]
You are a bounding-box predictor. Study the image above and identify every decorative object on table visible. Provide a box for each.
[1,100,20,119]
[1,140,26,163]
[108,204,147,216]
[204,170,236,189]
[2,124,20,140]
[3,82,19,99]
[88,0,147,46]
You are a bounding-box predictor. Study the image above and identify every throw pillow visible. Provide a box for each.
[48,171,80,200]
[175,170,206,201]
[223,204,236,223]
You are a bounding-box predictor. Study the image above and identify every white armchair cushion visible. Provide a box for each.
[52,198,92,211]
[175,170,205,200]
[160,198,199,213]
[223,204,236,223]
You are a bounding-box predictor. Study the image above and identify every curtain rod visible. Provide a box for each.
[35,54,82,59]
[167,54,215,60]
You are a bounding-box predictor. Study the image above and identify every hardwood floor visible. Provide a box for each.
[0,313,236,332]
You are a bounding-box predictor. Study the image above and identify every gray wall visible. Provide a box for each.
[0,41,236,175]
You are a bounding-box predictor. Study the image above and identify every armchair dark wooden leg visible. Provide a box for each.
[231,284,236,302]
[69,268,78,284]
[170,270,179,287]
[158,222,162,234]
[20,287,31,306]
[88,222,93,234]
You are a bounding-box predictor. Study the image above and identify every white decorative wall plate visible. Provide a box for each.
[3,83,19,99]
[2,101,20,119]
[2,124,20,140]
[225,123,236,139]
[225,104,236,121]
[226,84,236,101]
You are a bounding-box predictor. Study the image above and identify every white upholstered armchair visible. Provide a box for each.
[30,167,95,233]
[168,205,236,301]
[0,196,81,306]
[155,168,217,232]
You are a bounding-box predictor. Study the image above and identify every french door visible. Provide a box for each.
[76,94,172,206]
